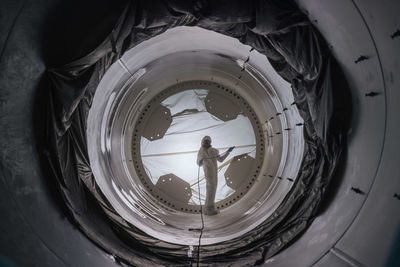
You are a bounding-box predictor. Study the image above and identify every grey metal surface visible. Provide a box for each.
[0,0,399,266]
[334,0,400,266]
[313,248,362,267]
[265,0,400,266]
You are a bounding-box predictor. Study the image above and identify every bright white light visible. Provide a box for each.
[140,89,256,204]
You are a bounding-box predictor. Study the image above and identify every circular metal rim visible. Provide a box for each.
[87,26,305,245]
[128,80,265,213]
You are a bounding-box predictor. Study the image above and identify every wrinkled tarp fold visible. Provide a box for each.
[44,0,349,265]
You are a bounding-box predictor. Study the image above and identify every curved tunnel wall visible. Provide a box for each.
[0,0,399,266]
[85,26,305,247]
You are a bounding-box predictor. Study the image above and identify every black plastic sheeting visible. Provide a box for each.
[42,0,350,266]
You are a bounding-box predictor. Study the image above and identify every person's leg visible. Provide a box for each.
[204,170,218,215]
[205,180,216,211]
[209,181,217,209]
[205,178,212,210]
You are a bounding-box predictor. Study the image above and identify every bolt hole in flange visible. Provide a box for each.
[87,27,304,245]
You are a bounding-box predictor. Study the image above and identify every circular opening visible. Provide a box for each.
[130,82,263,213]
[87,26,304,245]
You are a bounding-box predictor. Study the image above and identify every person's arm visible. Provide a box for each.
[216,149,229,162]
[197,149,203,166]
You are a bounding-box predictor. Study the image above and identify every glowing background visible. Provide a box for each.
[140,89,256,204]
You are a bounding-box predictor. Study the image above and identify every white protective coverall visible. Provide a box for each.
[197,136,229,215]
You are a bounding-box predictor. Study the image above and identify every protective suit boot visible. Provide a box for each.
[204,209,219,216]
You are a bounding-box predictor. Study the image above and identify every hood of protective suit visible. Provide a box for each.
[201,136,212,148]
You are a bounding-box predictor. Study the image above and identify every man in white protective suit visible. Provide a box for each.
[197,136,234,216]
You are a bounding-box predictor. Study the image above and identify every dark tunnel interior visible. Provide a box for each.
[0,0,399,266]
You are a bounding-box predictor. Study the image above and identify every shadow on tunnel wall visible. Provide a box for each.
[32,2,159,265]
[269,55,353,253]
[316,56,353,215]
[40,0,127,66]
[32,0,126,219]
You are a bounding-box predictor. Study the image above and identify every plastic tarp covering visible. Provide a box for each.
[43,0,350,266]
